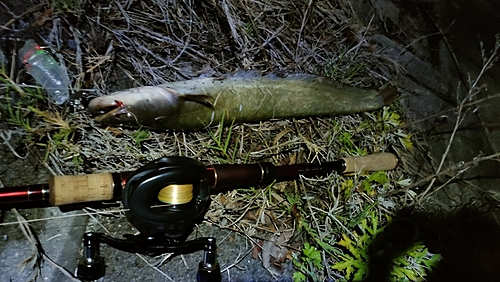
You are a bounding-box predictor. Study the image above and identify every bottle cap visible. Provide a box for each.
[18,39,41,64]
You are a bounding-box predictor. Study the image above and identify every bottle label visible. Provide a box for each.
[22,45,44,65]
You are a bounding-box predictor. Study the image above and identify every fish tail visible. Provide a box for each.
[378,86,400,106]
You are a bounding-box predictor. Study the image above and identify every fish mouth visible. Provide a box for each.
[89,104,121,115]
[88,99,130,122]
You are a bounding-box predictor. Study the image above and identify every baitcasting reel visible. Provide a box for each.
[76,156,221,281]
[122,156,211,237]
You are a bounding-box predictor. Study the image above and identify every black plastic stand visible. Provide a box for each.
[76,232,221,281]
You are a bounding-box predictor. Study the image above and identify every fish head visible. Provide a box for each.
[88,97,140,126]
[88,86,185,128]
[88,86,214,129]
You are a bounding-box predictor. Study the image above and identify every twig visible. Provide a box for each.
[115,1,131,31]
[12,209,80,281]
[0,130,29,159]
[295,0,314,61]
[135,254,175,281]
[0,70,26,97]
[42,253,81,282]
[83,208,112,234]
[395,93,500,132]
[222,0,244,48]
[415,86,468,204]
[414,35,500,204]
[0,3,46,30]
[384,152,500,197]
[220,246,253,272]
[0,208,128,227]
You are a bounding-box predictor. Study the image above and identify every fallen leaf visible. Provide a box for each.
[252,240,263,259]
[291,204,301,221]
[244,210,258,220]
[261,231,294,270]
[31,8,52,28]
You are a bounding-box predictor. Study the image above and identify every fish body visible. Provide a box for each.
[88,72,399,131]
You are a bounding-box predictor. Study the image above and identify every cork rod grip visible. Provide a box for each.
[342,153,398,173]
[48,173,115,206]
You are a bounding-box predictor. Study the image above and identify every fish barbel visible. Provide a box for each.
[88,72,399,131]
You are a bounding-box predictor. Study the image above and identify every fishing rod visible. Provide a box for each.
[0,153,397,209]
[0,153,398,281]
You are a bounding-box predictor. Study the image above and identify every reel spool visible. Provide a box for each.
[122,156,211,238]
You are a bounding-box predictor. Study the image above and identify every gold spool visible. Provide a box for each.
[157,184,194,204]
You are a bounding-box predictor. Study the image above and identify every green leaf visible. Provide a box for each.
[399,132,414,150]
[338,233,354,249]
[395,256,410,266]
[362,179,372,194]
[391,267,405,278]
[424,253,442,269]
[302,242,322,268]
[331,208,441,282]
[347,202,377,229]
[382,107,401,128]
[332,259,354,270]
[302,222,341,256]
[367,171,388,184]
[341,179,355,199]
[293,271,307,282]
[400,267,418,281]
[396,178,412,186]
[130,127,149,148]
[353,267,367,281]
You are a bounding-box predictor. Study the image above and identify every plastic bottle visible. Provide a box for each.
[18,40,70,105]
